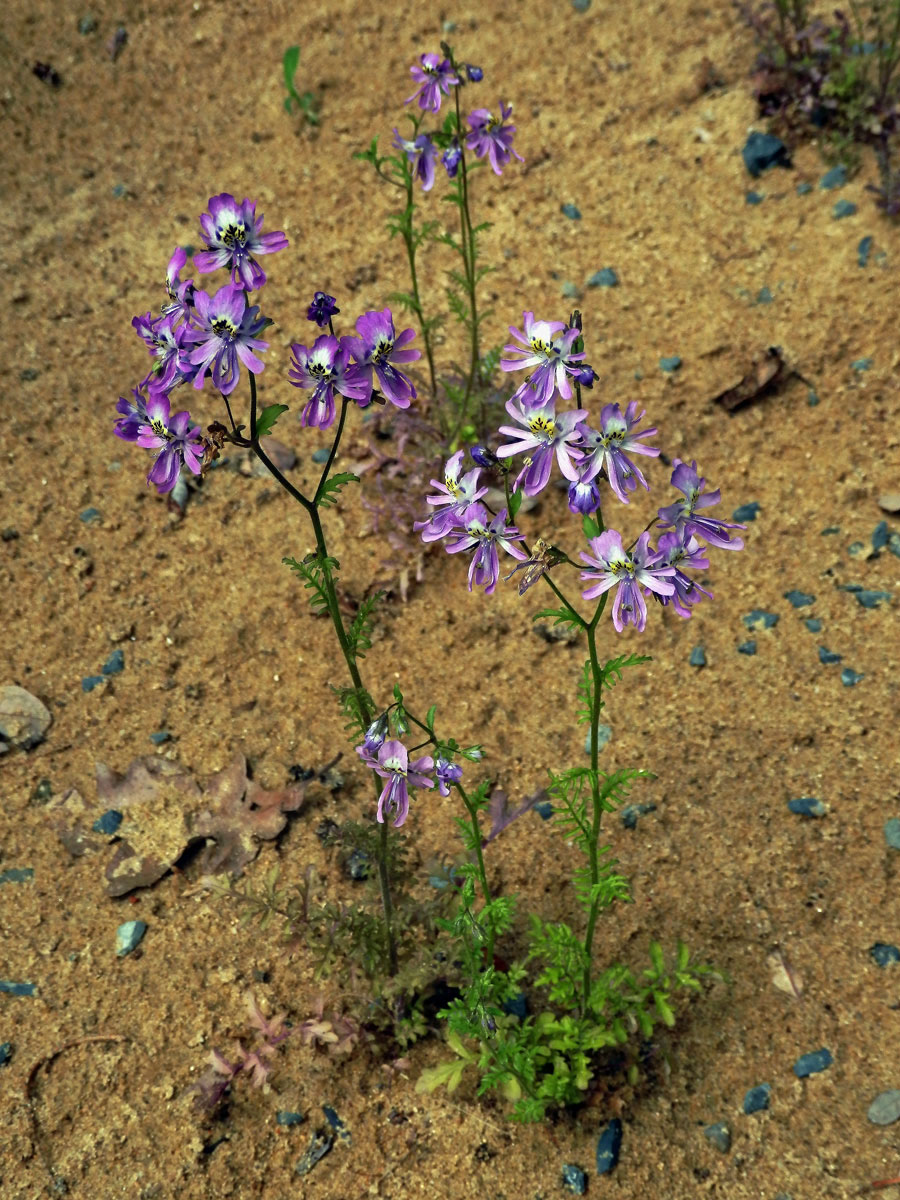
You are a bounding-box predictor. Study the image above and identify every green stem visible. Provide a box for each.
[457,783,494,963]
[400,173,437,398]
[248,375,398,974]
[580,620,604,1015]
[454,87,480,412]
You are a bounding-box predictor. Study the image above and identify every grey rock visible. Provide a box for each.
[868,1090,900,1126]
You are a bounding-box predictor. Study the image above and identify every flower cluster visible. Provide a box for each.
[356,717,466,827]
[420,308,745,630]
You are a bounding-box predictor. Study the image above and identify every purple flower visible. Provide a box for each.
[568,476,602,515]
[500,312,585,407]
[656,460,746,551]
[465,64,483,83]
[393,129,438,192]
[441,138,462,179]
[654,530,713,618]
[470,444,500,469]
[357,713,389,758]
[496,396,586,496]
[344,308,420,409]
[465,101,523,175]
[135,391,204,494]
[445,503,527,595]
[162,247,194,321]
[405,53,459,113]
[414,449,487,542]
[288,334,368,429]
[194,193,288,291]
[580,530,675,632]
[114,385,151,442]
[435,756,463,796]
[307,291,339,327]
[185,283,269,396]
[357,738,434,828]
[574,365,596,388]
[132,311,193,392]
[577,402,659,504]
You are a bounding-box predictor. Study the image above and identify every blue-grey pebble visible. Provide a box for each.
[745,190,764,205]
[742,131,791,177]
[819,164,848,189]
[81,675,105,693]
[784,590,814,608]
[322,1104,350,1139]
[854,589,891,609]
[870,943,900,967]
[588,268,618,287]
[534,800,554,820]
[841,668,864,686]
[858,235,873,266]
[79,507,101,524]
[116,920,147,957]
[890,533,900,560]
[788,797,826,818]
[796,181,813,195]
[808,389,820,406]
[805,618,823,632]
[0,867,34,885]
[0,1042,11,1066]
[689,646,706,668]
[756,286,773,304]
[793,1048,833,1078]
[596,1118,623,1174]
[276,1110,305,1126]
[743,610,779,630]
[503,992,528,1020]
[884,818,900,850]
[92,810,123,835]
[743,1083,771,1114]
[561,203,581,220]
[102,649,125,676]
[833,199,857,218]
[561,281,580,299]
[149,730,171,745]
[561,1164,587,1195]
[0,981,36,996]
[584,724,612,754]
[311,448,330,464]
[659,356,682,373]
[572,0,592,10]
[732,502,760,522]
[868,1091,900,1126]
[738,640,757,655]
[818,646,842,664]
[872,521,889,551]
[851,357,873,371]
[621,802,657,830]
[703,1122,731,1153]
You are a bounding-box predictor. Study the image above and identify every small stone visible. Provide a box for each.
[788,797,827,818]
[596,1118,623,1174]
[311,448,330,464]
[0,686,52,752]
[102,649,125,676]
[743,610,778,630]
[503,992,528,1020]
[732,502,760,522]
[841,668,864,686]
[149,730,171,745]
[322,1105,349,1139]
[854,589,890,609]
[345,848,371,881]
[0,1042,11,1066]
[0,867,34,885]
[868,1091,900,1126]
[872,521,889,551]
[703,1122,731,1153]
[793,1048,833,1078]
[116,920,147,957]
[818,646,842,664]
[689,646,706,667]
[796,181,813,195]
[884,818,900,850]
[92,810,123,835]
[276,1110,305,1126]
[755,286,773,304]
[784,590,814,608]
[588,267,618,287]
[858,235,874,267]
[621,802,657,829]
[742,131,791,177]
[79,507,102,524]
[561,203,581,220]
[81,676,105,693]
[878,493,900,513]
[821,526,841,535]
[890,533,900,560]
[808,389,820,406]
[737,640,757,655]
[805,618,823,632]
[742,1083,771,1114]
[745,190,764,205]
[296,1132,333,1176]
[561,1163,587,1194]
[869,943,900,967]
[32,779,52,803]
[571,0,591,10]
[659,355,682,373]
[534,800,554,820]
[20,368,40,382]
[442,19,456,31]
[561,281,580,300]
[584,725,612,755]
[0,981,36,997]
[819,164,848,190]
[851,357,873,371]
[833,199,857,219]
[78,15,98,34]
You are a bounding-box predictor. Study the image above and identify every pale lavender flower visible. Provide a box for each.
[344,308,420,409]
[135,391,204,494]
[435,757,463,796]
[357,713,389,758]
[288,333,368,429]
[465,101,523,175]
[442,138,462,178]
[654,530,713,618]
[132,311,192,392]
[414,449,487,542]
[357,738,434,828]
[445,503,527,595]
[577,402,659,504]
[500,312,585,407]
[114,385,151,442]
[496,396,586,496]
[162,247,194,321]
[195,193,288,291]
[393,129,438,191]
[405,53,459,113]
[580,530,675,632]
[656,460,746,550]
[186,283,269,396]
[568,475,602,515]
